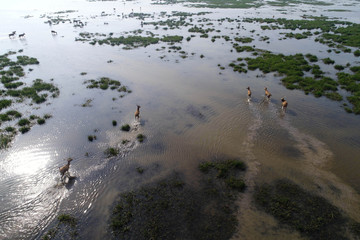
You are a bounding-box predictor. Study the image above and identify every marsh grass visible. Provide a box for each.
[41,214,78,240]
[88,135,96,142]
[1,52,55,144]
[105,147,119,157]
[19,126,30,134]
[5,127,16,133]
[0,99,12,111]
[199,159,246,191]
[179,0,263,8]
[0,134,13,149]
[136,167,144,174]
[110,162,245,240]
[6,79,59,104]
[0,110,22,124]
[234,37,253,43]
[244,17,359,52]
[136,134,146,143]
[121,124,130,131]
[96,35,159,48]
[334,65,345,71]
[323,57,335,64]
[254,179,359,240]
[161,35,183,43]
[18,118,30,126]
[84,77,131,94]
[37,118,46,125]
[285,31,313,40]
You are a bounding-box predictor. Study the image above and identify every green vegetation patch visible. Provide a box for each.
[284,31,313,40]
[268,0,333,7]
[121,124,130,131]
[153,0,263,8]
[0,99,12,111]
[136,134,146,143]
[95,35,159,49]
[188,26,215,34]
[105,147,119,157]
[322,57,335,64]
[84,77,131,93]
[110,159,247,239]
[199,159,246,191]
[16,55,39,65]
[320,24,360,48]
[6,79,59,104]
[0,51,56,149]
[144,18,191,29]
[161,35,183,43]
[254,179,359,240]
[0,134,13,149]
[337,72,360,114]
[243,17,359,52]
[234,37,254,43]
[243,17,349,32]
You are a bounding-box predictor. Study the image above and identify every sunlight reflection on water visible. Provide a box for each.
[4,146,51,176]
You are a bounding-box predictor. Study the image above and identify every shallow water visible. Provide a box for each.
[1,0,360,239]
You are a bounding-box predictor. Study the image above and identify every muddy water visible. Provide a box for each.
[1,0,360,239]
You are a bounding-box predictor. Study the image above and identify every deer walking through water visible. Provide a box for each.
[135,105,140,120]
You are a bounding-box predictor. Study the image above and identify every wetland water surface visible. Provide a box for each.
[1,0,360,239]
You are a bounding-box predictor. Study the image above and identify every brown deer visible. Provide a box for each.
[135,105,140,120]
[264,87,272,99]
[281,97,288,111]
[247,87,252,98]
[59,158,73,181]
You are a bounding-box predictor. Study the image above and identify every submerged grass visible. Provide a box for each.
[243,17,359,53]
[254,179,359,240]
[110,159,247,239]
[41,214,78,240]
[136,134,146,143]
[0,134,13,149]
[84,77,131,94]
[6,79,59,104]
[121,124,130,131]
[1,51,56,147]
[105,147,119,157]
[154,0,263,8]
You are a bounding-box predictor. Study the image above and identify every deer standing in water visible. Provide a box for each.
[264,87,272,99]
[59,158,73,181]
[247,87,252,97]
[135,105,140,120]
[246,87,252,102]
[281,97,288,111]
